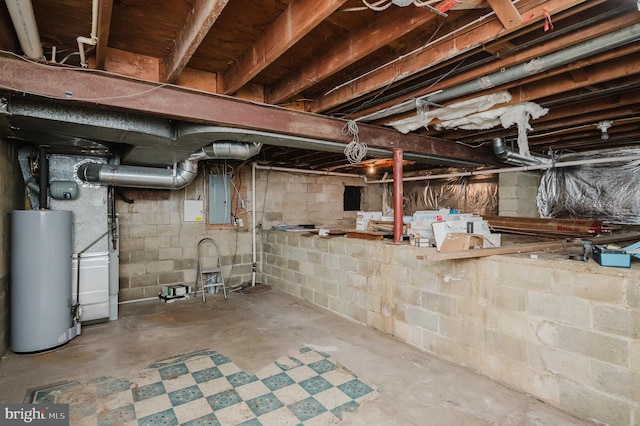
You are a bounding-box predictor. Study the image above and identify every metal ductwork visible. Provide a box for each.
[188,141,262,162]
[492,138,550,166]
[76,141,262,189]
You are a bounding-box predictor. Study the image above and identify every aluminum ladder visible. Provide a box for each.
[196,237,227,303]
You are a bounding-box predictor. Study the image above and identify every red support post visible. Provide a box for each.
[393,148,403,244]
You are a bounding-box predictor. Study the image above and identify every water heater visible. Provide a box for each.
[11,210,81,353]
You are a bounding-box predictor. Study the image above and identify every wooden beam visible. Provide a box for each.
[310,0,593,113]
[486,0,523,30]
[417,232,640,261]
[219,0,348,96]
[163,0,229,83]
[268,6,439,105]
[95,0,114,70]
[0,53,496,166]
[103,47,160,81]
[174,67,217,93]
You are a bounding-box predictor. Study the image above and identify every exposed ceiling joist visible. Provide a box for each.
[313,0,594,114]
[163,0,230,83]
[267,6,440,105]
[219,0,348,95]
[0,0,637,174]
[362,11,640,123]
[95,0,113,69]
[486,0,523,29]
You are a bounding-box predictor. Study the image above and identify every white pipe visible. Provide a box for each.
[254,155,640,184]
[254,164,364,179]
[4,0,43,60]
[77,0,99,67]
[365,154,640,183]
[251,162,257,287]
[118,297,158,305]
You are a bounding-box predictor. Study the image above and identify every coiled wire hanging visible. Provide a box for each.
[342,120,368,164]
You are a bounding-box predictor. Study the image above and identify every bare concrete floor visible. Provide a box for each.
[0,288,591,425]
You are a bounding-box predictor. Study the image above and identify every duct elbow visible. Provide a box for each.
[492,137,550,166]
[492,138,510,161]
[77,161,198,189]
[172,161,198,189]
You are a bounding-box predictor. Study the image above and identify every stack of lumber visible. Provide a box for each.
[484,216,609,237]
[417,231,640,262]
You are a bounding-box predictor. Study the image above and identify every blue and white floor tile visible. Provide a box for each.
[26,347,378,425]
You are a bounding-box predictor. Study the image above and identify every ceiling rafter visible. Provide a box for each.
[486,0,523,30]
[219,0,349,96]
[310,0,595,114]
[163,0,230,83]
[267,6,440,105]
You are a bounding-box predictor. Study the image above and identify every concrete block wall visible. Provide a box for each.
[499,171,542,217]
[116,172,254,301]
[116,168,379,301]
[0,139,24,356]
[253,169,376,229]
[263,232,640,425]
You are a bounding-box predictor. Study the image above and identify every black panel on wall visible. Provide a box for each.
[343,186,361,211]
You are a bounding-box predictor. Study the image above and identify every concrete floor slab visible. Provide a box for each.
[0,288,592,425]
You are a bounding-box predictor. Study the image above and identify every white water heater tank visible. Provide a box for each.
[11,210,80,352]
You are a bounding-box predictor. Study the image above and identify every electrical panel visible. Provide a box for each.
[208,174,231,224]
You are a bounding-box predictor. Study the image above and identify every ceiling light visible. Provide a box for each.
[596,120,613,140]
[368,165,376,174]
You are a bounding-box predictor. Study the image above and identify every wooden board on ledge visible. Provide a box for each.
[347,230,389,241]
[484,215,605,237]
[417,231,640,261]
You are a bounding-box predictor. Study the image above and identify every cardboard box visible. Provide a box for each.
[356,211,382,230]
[482,233,501,248]
[440,233,484,252]
[413,209,451,222]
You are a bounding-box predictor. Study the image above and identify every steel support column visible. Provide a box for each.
[393,148,403,244]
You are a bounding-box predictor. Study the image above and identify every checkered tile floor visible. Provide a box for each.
[26,347,378,425]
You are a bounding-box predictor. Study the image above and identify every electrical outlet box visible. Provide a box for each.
[235,218,244,227]
[184,200,204,222]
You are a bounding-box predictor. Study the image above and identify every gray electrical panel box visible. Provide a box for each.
[209,174,231,224]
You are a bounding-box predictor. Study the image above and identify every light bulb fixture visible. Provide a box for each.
[596,120,613,140]
[368,165,376,174]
